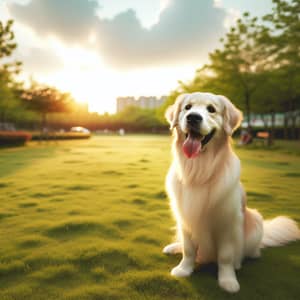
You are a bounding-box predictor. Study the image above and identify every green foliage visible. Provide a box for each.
[263,0,300,68]
[0,20,24,123]
[114,106,164,129]
[0,19,21,76]
[0,136,299,299]
[262,0,300,114]
[0,20,17,59]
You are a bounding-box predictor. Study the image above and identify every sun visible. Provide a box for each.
[39,70,117,114]
[35,42,118,113]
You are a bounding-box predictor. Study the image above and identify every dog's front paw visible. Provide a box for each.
[171,265,193,277]
[218,277,240,293]
[163,242,181,254]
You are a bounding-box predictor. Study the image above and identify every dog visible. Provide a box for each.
[163,92,300,293]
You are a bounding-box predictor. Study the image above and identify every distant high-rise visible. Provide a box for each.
[116,96,167,113]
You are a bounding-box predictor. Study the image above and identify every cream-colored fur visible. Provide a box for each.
[163,92,300,293]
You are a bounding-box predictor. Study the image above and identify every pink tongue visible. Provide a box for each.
[182,135,202,158]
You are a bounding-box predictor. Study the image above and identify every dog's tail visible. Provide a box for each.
[261,216,300,248]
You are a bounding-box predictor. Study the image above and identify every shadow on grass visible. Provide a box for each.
[73,248,141,275]
[247,191,273,201]
[282,172,300,178]
[0,146,57,178]
[45,219,121,239]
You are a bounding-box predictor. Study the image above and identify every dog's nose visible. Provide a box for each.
[187,113,202,125]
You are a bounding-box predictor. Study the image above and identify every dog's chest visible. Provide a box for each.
[178,186,213,230]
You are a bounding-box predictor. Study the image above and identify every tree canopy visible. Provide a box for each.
[21,82,74,130]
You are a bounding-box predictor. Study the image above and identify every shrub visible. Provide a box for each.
[0,131,32,146]
[31,132,91,140]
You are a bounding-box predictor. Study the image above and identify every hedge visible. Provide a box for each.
[31,132,91,140]
[0,131,32,146]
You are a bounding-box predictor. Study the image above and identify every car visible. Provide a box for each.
[70,126,90,133]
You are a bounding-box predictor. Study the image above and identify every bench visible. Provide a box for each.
[254,131,269,145]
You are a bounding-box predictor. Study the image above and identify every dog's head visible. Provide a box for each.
[165,92,242,158]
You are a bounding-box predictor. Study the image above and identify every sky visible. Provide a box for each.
[0,0,273,113]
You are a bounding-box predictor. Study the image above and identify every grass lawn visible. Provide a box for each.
[0,135,299,300]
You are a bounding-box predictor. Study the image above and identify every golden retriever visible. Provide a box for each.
[163,92,300,293]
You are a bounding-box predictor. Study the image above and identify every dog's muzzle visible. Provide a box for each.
[183,114,216,158]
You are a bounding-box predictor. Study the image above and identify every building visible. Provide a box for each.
[116,96,167,113]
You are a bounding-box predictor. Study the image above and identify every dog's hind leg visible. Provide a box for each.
[163,242,182,254]
[244,208,263,258]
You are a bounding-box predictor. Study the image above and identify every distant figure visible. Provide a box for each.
[119,128,125,136]
[239,129,253,145]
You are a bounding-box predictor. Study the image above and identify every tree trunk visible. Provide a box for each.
[291,111,296,140]
[268,111,275,146]
[245,92,251,132]
[283,112,289,140]
[260,114,268,132]
[41,113,48,140]
[0,109,6,124]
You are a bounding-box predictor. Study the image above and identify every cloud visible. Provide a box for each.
[8,0,227,69]
[9,0,99,44]
[16,46,64,74]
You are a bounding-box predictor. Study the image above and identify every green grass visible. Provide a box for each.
[0,136,299,300]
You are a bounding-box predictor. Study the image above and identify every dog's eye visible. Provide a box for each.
[207,105,216,113]
[185,104,192,110]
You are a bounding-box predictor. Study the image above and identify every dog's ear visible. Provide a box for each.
[219,95,243,135]
[165,104,176,129]
[165,94,187,130]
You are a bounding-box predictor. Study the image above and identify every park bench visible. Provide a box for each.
[254,131,269,145]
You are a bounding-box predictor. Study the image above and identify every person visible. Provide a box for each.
[239,129,253,145]
[119,128,125,136]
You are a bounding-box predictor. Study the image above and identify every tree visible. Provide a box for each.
[0,20,22,124]
[115,106,164,131]
[251,69,287,145]
[263,0,300,139]
[205,13,272,130]
[21,82,73,132]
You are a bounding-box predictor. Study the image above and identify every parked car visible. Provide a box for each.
[70,126,90,133]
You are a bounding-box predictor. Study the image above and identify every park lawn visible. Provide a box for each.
[0,135,299,300]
